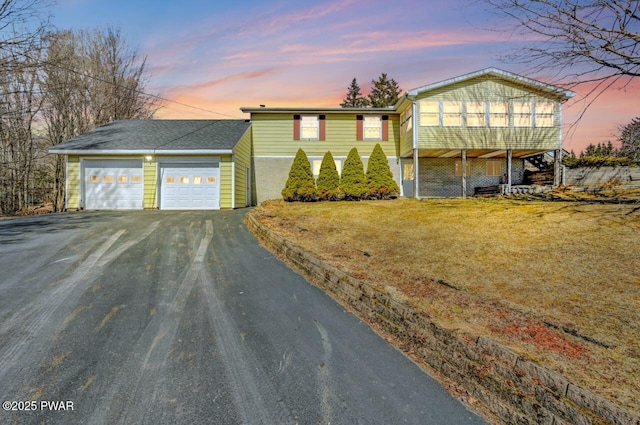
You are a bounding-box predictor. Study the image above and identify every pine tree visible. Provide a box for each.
[618,117,640,161]
[340,148,367,201]
[316,151,341,201]
[368,73,401,108]
[340,78,369,108]
[366,144,399,199]
[281,148,317,201]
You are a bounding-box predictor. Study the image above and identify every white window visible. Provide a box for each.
[514,101,532,127]
[419,101,439,126]
[535,102,554,127]
[489,102,508,127]
[486,160,502,176]
[363,115,382,140]
[454,160,471,176]
[300,115,319,140]
[466,102,485,127]
[312,159,342,176]
[443,102,462,127]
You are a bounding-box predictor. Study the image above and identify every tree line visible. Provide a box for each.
[0,0,157,215]
[563,117,640,168]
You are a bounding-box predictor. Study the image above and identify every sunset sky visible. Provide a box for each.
[52,0,639,153]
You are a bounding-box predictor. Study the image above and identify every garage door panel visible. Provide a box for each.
[160,162,220,210]
[84,160,143,210]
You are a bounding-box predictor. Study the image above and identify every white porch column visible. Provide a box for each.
[506,149,512,193]
[461,149,467,198]
[413,149,419,199]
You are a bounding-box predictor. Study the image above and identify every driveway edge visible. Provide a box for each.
[245,212,639,425]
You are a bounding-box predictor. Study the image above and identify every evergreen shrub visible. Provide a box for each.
[340,148,368,200]
[316,151,341,200]
[281,148,317,201]
[366,143,399,199]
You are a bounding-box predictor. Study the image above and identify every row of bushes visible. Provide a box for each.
[282,144,400,202]
[562,155,638,168]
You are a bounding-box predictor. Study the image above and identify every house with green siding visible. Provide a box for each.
[49,68,574,210]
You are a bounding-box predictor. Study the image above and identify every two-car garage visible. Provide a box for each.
[82,159,221,210]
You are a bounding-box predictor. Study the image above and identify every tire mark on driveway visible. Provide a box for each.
[87,220,213,424]
[0,229,125,390]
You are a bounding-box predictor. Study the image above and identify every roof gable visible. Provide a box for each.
[49,119,251,154]
[406,67,575,101]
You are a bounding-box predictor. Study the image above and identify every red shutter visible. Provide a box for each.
[319,115,326,141]
[356,115,363,141]
[382,115,389,141]
[293,114,300,140]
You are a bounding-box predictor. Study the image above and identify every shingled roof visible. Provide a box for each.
[49,119,251,154]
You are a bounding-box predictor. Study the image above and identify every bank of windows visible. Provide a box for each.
[88,174,142,184]
[164,175,217,184]
[419,100,554,128]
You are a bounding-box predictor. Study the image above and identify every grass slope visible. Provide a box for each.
[251,195,640,416]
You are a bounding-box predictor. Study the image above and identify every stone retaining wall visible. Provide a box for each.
[565,166,640,188]
[245,213,639,425]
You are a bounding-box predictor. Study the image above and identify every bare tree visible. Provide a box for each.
[41,27,160,211]
[0,0,51,54]
[482,0,639,103]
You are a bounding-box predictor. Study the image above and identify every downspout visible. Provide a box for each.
[412,100,419,199]
[555,103,564,187]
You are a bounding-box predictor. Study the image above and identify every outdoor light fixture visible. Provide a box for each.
[145,155,152,161]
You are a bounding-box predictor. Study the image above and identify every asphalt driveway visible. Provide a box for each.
[0,210,486,425]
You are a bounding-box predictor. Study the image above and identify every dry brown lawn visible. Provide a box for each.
[250,193,640,416]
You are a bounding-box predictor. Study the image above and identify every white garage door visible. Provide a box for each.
[84,159,143,210]
[160,162,220,210]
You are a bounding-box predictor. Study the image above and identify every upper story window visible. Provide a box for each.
[301,115,319,140]
[443,101,462,127]
[466,102,485,127]
[294,114,325,141]
[489,102,508,127]
[356,115,389,141]
[363,115,382,140]
[513,101,532,127]
[535,102,554,127]
[419,101,439,126]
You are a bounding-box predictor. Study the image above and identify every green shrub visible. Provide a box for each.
[563,155,635,168]
[281,148,317,201]
[366,143,399,199]
[316,151,341,201]
[340,147,368,200]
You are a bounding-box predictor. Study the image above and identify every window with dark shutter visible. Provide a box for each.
[319,115,326,141]
[356,115,364,141]
[382,115,389,141]
[293,114,301,140]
